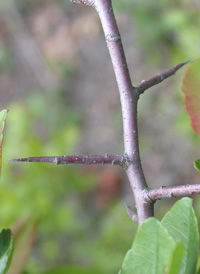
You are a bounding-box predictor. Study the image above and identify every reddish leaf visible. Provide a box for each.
[181,59,200,136]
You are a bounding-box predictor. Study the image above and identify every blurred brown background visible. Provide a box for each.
[0,0,200,273]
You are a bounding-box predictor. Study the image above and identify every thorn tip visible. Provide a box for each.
[6,159,17,162]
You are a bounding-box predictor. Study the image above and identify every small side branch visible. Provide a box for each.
[135,61,189,96]
[7,154,129,168]
[144,184,200,202]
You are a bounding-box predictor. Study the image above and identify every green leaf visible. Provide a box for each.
[196,267,200,274]
[0,109,8,175]
[161,197,199,274]
[119,218,176,274]
[0,229,14,274]
[194,159,200,172]
[167,242,185,274]
[181,59,200,136]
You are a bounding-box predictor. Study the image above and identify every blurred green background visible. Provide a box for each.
[0,0,200,273]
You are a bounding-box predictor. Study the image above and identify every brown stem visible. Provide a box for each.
[7,154,128,167]
[94,0,152,224]
[144,184,200,201]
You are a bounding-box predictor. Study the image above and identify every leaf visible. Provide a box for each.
[0,109,8,176]
[194,159,200,172]
[167,242,185,274]
[119,218,176,274]
[0,229,14,274]
[181,59,200,136]
[161,197,199,274]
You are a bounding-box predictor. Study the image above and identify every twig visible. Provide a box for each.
[135,61,189,96]
[144,184,200,202]
[7,154,129,168]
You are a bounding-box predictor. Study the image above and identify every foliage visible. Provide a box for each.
[181,59,200,136]
[119,198,199,274]
[194,159,200,173]
[0,229,14,274]
[181,59,200,174]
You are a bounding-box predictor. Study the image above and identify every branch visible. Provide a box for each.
[7,154,129,168]
[135,61,189,96]
[144,184,200,202]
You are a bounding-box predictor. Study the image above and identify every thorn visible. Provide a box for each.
[124,202,138,223]
[173,60,190,71]
[136,60,190,95]
[6,158,18,162]
[6,158,28,162]
[181,60,190,65]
